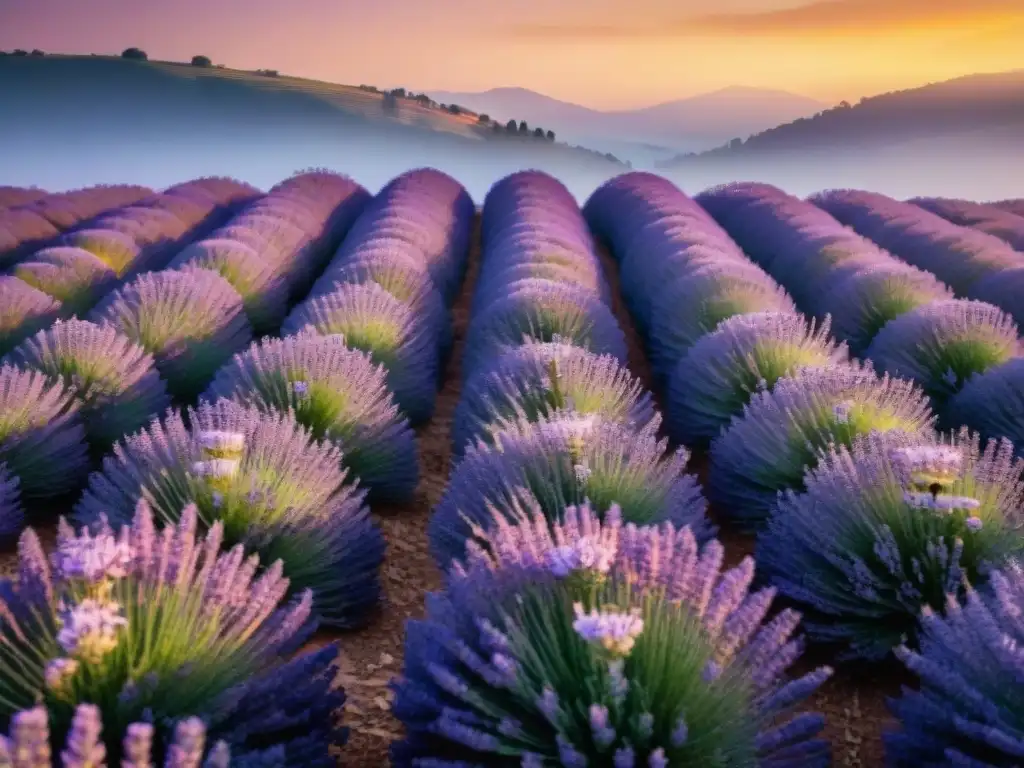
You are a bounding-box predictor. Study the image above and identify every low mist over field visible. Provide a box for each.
[1,55,1021,201]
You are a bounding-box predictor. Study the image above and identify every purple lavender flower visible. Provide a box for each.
[453,341,658,457]
[945,357,1024,459]
[3,318,171,450]
[282,281,440,424]
[708,361,936,528]
[666,311,849,446]
[0,501,345,764]
[865,299,1020,414]
[394,500,831,766]
[885,561,1024,765]
[0,275,62,357]
[0,363,89,504]
[73,399,384,627]
[88,266,253,400]
[758,429,1024,659]
[169,239,289,334]
[429,413,710,566]
[203,331,418,502]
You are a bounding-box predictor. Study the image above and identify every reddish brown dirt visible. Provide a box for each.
[0,215,904,766]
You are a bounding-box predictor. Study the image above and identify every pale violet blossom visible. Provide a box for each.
[291,380,309,396]
[573,462,592,483]
[572,603,644,657]
[890,445,963,484]
[832,401,854,424]
[53,531,134,584]
[547,536,616,578]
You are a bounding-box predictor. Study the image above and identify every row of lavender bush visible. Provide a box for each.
[0,185,49,209]
[587,172,1024,765]
[0,183,155,267]
[696,183,1024,457]
[388,170,834,766]
[0,171,409,762]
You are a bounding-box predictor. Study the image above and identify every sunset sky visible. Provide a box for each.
[2,0,1023,109]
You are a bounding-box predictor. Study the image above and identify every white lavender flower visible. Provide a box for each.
[190,459,240,480]
[56,598,128,664]
[573,462,592,483]
[44,657,79,694]
[832,401,853,424]
[196,430,245,455]
[572,603,644,657]
[890,445,963,486]
[547,536,616,578]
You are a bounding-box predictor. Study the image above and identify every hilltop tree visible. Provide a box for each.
[12,49,28,57]
[390,87,406,98]
[505,118,517,132]
[30,49,45,57]
[191,55,213,67]
[121,47,148,60]
[477,114,490,123]
[518,120,529,133]
[546,129,555,141]
[533,127,544,138]
[447,103,461,115]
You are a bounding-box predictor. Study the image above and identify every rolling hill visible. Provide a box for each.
[660,70,1024,166]
[426,85,828,158]
[0,54,626,198]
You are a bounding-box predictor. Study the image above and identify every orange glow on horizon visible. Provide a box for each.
[0,0,1022,110]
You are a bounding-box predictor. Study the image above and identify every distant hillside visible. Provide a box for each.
[427,86,827,158]
[660,71,1024,167]
[0,55,626,197]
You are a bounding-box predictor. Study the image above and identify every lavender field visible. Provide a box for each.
[0,169,1022,766]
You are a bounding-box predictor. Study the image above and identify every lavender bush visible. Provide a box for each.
[0,501,345,765]
[312,255,452,356]
[169,239,290,334]
[0,364,89,511]
[282,281,439,424]
[60,228,141,277]
[13,246,118,316]
[89,266,253,400]
[453,341,657,458]
[203,332,419,503]
[666,312,849,446]
[972,266,1024,329]
[429,413,709,566]
[865,299,1020,413]
[708,362,936,527]
[758,429,1024,659]
[945,358,1024,458]
[395,501,832,766]
[461,281,629,383]
[74,399,384,627]
[885,561,1024,766]
[644,263,797,383]
[3,318,171,451]
[0,276,61,357]
[819,264,954,355]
